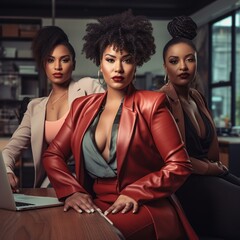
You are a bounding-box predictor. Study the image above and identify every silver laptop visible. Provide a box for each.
[0,152,63,211]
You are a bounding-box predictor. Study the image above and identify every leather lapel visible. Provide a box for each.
[190,90,216,128]
[68,80,87,107]
[117,88,137,179]
[165,83,186,143]
[73,93,106,182]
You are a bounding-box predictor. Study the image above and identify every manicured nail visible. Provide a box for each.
[96,208,102,213]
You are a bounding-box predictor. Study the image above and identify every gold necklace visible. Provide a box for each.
[50,91,67,110]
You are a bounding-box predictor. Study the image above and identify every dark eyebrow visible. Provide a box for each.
[47,54,70,58]
[185,53,196,57]
[168,56,178,60]
[122,54,132,59]
[104,54,116,58]
[104,53,132,61]
[61,55,71,58]
[168,53,195,59]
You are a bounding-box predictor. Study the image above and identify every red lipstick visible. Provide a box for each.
[112,76,124,82]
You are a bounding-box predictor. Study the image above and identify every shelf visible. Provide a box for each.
[0,72,19,75]
[0,18,41,24]
[0,18,42,138]
[0,72,37,77]
[19,73,38,77]
[0,37,35,41]
[0,99,21,103]
[0,57,34,61]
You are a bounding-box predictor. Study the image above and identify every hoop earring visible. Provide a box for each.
[164,74,168,83]
[98,70,104,86]
[132,72,137,84]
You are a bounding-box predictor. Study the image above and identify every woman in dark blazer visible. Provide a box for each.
[160,16,240,239]
[43,10,198,240]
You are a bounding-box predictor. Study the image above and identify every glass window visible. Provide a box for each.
[210,15,233,129]
[235,11,240,125]
[211,87,231,128]
[211,16,232,83]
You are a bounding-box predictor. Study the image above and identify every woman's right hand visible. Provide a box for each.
[191,157,228,176]
[206,160,228,176]
[64,192,98,214]
[7,172,19,192]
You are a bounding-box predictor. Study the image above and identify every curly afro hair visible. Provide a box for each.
[163,15,197,62]
[82,10,156,67]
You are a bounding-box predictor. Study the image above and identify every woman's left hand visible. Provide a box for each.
[104,195,138,215]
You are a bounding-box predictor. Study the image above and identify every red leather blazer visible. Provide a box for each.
[43,86,197,239]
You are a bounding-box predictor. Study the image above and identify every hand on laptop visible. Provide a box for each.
[7,173,19,193]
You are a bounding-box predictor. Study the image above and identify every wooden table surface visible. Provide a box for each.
[218,136,240,144]
[0,188,122,240]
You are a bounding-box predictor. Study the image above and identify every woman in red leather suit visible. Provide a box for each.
[43,10,198,240]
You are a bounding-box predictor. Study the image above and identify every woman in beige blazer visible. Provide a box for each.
[3,26,104,189]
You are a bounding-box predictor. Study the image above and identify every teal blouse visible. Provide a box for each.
[82,102,122,179]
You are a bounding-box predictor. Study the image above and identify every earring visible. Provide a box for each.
[164,74,168,83]
[98,70,104,86]
[132,72,137,84]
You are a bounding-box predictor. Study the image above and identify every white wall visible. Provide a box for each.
[42,18,170,80]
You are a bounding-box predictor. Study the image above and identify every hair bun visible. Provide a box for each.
[167,16,197,40]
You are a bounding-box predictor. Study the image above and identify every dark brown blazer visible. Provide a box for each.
[160,82,219,163]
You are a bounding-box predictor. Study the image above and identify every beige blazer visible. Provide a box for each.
[3,77,105,187]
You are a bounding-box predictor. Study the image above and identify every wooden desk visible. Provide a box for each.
[218,137,240,177]
[0,188,122,240]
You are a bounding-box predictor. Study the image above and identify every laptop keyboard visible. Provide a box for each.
[15,201,35,207]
